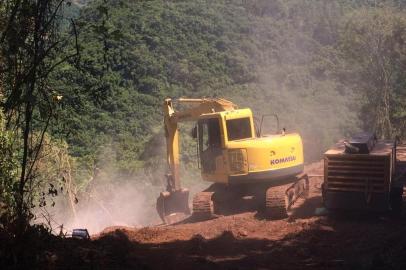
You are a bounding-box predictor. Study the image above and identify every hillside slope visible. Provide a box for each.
[54,0,362,177]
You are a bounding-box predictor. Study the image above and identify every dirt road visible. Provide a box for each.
[67,159,404,270]
[41,150,406,270]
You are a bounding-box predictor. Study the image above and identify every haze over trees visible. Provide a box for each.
[0,0,406,267]
[49,0,406,180]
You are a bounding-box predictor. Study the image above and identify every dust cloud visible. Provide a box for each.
[37,130,206,235]
[224,4,361,162]
[36,173,162,235]
[68,178,160,233]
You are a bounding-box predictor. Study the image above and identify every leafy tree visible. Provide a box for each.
[0,0,79,232]
[0,105,18,224]
[340,7,406,138]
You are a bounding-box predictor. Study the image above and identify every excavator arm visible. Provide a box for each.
[157,98,237,223]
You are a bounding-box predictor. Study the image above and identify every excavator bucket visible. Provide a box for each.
[156,188,190,224]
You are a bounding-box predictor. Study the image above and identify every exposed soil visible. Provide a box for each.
[9,151,406,270]
[75,156,406,270]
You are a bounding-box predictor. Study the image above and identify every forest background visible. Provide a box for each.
[1,0,406,233]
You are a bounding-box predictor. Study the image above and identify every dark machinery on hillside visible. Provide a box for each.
[323,132,404,213]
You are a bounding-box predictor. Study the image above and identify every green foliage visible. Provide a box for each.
[1,0,405,232]
[339,7,406,138]
[0,108,18,217]
[49,0,406,190]
[0,0,81,232]
[52,0,262,175]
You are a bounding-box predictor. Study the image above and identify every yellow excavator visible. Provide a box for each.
[156,98,309,223]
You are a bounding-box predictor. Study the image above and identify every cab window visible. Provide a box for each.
[198,118,222,173]
[226,118,252,141]
[199,118,222,151]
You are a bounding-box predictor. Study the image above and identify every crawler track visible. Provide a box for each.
[192,191,214,219]
[265,187,288,219]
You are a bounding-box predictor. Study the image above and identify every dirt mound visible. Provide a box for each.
[97,162,324,244]
[7,160,406,269]
[86,160,406,270]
